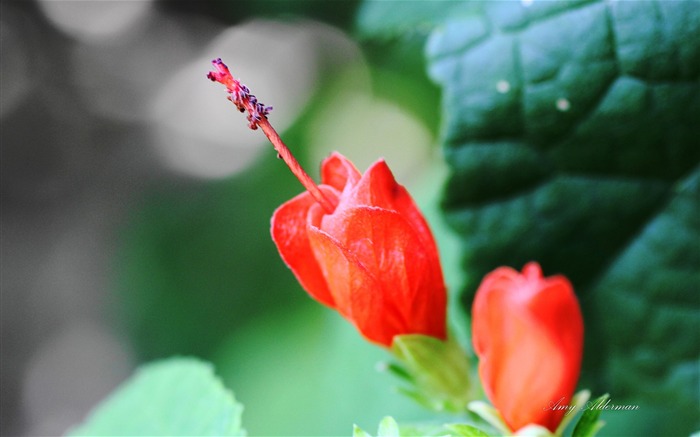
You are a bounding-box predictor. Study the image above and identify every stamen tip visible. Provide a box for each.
[207,57,272,130]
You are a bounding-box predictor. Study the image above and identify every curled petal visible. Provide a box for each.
[310,206,446,346]
[306,226,397,344]
[344,159,442,257]
[321,152,362,195]
[271,186,339,308]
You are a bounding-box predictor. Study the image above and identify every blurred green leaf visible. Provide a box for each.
[68,358,244,436]
[445,423,491,437]
[359,1,700,436]
[356,1,476,40]
[212,304,449,436]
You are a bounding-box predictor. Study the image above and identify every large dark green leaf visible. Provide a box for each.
[359,1,700,435]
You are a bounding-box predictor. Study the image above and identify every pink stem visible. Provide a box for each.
[258,119,336,213]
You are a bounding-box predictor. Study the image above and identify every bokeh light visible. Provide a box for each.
[149,20,322,179]
[148,19,369,180]
[307,91,434,187]
[70,11,215,122]
[0,6,37,119]
[38,0,154,43]
[21,321,131,437]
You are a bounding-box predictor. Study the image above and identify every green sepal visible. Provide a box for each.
[354,424,373,437]
[572,393,610,437]
[354,417,482,437]
[386,361,414,383]
[352,417,404,437]
[378,417,401,437]
[554,390,591,436]
[355,417,495,437]
[395,386,436,411]
[391,334,476,413]
[467,401,512,436]
[400,423,453,437]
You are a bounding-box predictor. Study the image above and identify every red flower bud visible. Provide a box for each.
[206,60,446,348]
[271,153,447,347]
[472,262,583,433]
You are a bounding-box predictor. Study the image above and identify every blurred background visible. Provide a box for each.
[2,1,699,436]
[1,1,454,435]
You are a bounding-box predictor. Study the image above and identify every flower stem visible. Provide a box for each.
[257,118,336,213]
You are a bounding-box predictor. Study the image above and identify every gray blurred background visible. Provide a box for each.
[1,1,451,435]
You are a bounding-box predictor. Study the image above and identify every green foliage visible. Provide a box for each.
[456,391,608,437]
[359,1,700,435]
[68,358,244,436]
[354,416,449,437]
[356,407,611,437]
[354,406,611,437]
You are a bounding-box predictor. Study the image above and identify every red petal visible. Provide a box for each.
[306,227,396,345]
[311,206,447,345]
[472,263,583,432]
[320,152,362,195]
[270,187,339,308]
[347,159,442,260]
